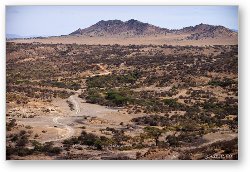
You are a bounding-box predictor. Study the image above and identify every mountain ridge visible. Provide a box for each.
[70,19,237,40]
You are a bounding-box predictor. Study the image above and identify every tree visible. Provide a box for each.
[143,126,162,146]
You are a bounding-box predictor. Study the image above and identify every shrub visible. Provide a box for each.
[208,78,236,88]
[144,126,162,146]
[131,115,170,126]
[166,135,179,147]
[6,119,17,131]
[106,90,129,106]
[66,100,74,111]
[163,98,179,107]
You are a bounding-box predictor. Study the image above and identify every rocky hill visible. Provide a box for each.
[176,23,237,40]
[70,19,170,37]
[70,20,237,40]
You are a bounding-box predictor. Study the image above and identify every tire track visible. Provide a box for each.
[43,95,80,143]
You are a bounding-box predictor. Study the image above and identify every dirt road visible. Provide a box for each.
[42,68,116,143]
[42,95,80,143]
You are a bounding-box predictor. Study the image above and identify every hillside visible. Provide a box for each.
[70,19,170,37]
[176,23,238,40]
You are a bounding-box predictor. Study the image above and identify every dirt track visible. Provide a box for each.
[17,68,131,143]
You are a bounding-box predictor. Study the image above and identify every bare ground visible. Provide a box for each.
[9,34,238,46]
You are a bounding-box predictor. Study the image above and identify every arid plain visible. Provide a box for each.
[6,19,238,160]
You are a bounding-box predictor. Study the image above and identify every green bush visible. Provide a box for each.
[62,131,112,150]
[166,135,179,147]
[86,73,139,89]
[163,98,178,107]
[208,78,236,87]
[106,90,129,106]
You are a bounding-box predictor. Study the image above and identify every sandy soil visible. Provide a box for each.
[132,86,172,92]
[12,93,143,143]
[9,34,238,46]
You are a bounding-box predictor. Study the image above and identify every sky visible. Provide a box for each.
[6,6,238,37]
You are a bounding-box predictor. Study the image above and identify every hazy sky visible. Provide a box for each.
[6,6,238,36]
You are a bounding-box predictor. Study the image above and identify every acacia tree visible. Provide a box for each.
[143,126,162,146]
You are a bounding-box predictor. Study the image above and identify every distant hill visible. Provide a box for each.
[6,34,25,39]
[70,19,170,37]
[176,23,238,40]
[6,34,49,40]
[70,20,237,40]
